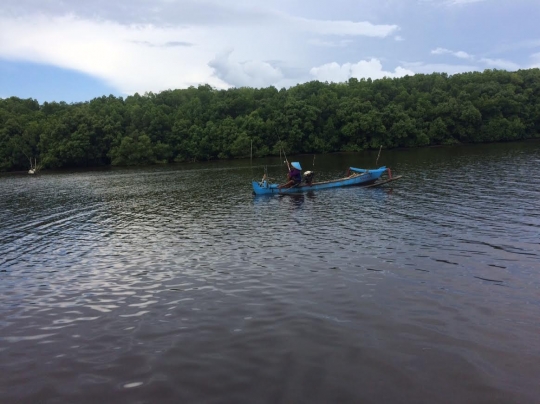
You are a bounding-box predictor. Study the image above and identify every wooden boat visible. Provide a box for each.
[252,166,399,195]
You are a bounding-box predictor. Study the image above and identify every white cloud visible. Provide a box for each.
[401,61,479,75]
[0,0,531,100]
[0,4,401,95]
[0,15,226,94]
[209,50,284,88]
[454,51,472,59]
[431,47,451,55]
[310,59,414,83]
[431,47,473,59]
[431,48,519,71]
[307,39,354,48]
[479,58,520,71]
[292,16,398,37]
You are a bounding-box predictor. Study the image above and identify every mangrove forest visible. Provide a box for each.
[1,68,540,172]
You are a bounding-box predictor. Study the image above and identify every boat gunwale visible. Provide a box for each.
[294,172,366,187]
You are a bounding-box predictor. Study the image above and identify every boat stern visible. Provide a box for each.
[252,180,278,195]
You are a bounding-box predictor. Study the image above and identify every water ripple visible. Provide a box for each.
[1,143,540,403]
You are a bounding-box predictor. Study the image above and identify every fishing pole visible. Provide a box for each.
[375,145,382,166]
[282,146,290,171]
[276,131,290,171]
[251,138,255,181]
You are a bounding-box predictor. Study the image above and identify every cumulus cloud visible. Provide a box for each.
[431,47,473,59]
[454,51,473,59]
[310,59,414,83]
[208,50,284,88]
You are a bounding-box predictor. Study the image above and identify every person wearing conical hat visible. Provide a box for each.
[279,162,302,189]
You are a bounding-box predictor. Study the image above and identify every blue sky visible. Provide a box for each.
[0,0,539,103]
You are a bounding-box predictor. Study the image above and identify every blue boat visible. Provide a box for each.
[252,166,393,195]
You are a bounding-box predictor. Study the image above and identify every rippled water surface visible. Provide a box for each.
[1,142,540,403]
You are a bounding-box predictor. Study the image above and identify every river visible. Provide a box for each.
[1,141,539,403]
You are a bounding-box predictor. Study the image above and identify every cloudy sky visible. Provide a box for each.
[0,0,539,102]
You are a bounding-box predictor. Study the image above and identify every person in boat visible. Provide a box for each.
[279,162,302,189]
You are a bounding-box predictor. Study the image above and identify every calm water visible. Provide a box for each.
[1,142,539,403]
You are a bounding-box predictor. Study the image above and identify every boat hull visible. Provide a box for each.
[252,167,387,195]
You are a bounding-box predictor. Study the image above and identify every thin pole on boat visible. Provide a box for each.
[282,147,290,171]
[276,131,290,171]
[375,145,382,166]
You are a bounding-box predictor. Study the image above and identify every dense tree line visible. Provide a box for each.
[1,68,540,171]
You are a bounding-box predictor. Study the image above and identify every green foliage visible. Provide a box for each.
[109,132,155,166]
[1,68,540,171]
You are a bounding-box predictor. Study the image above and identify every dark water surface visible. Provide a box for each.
[1,142,539,403]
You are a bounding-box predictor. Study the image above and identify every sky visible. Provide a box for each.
[0,0,539,103]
